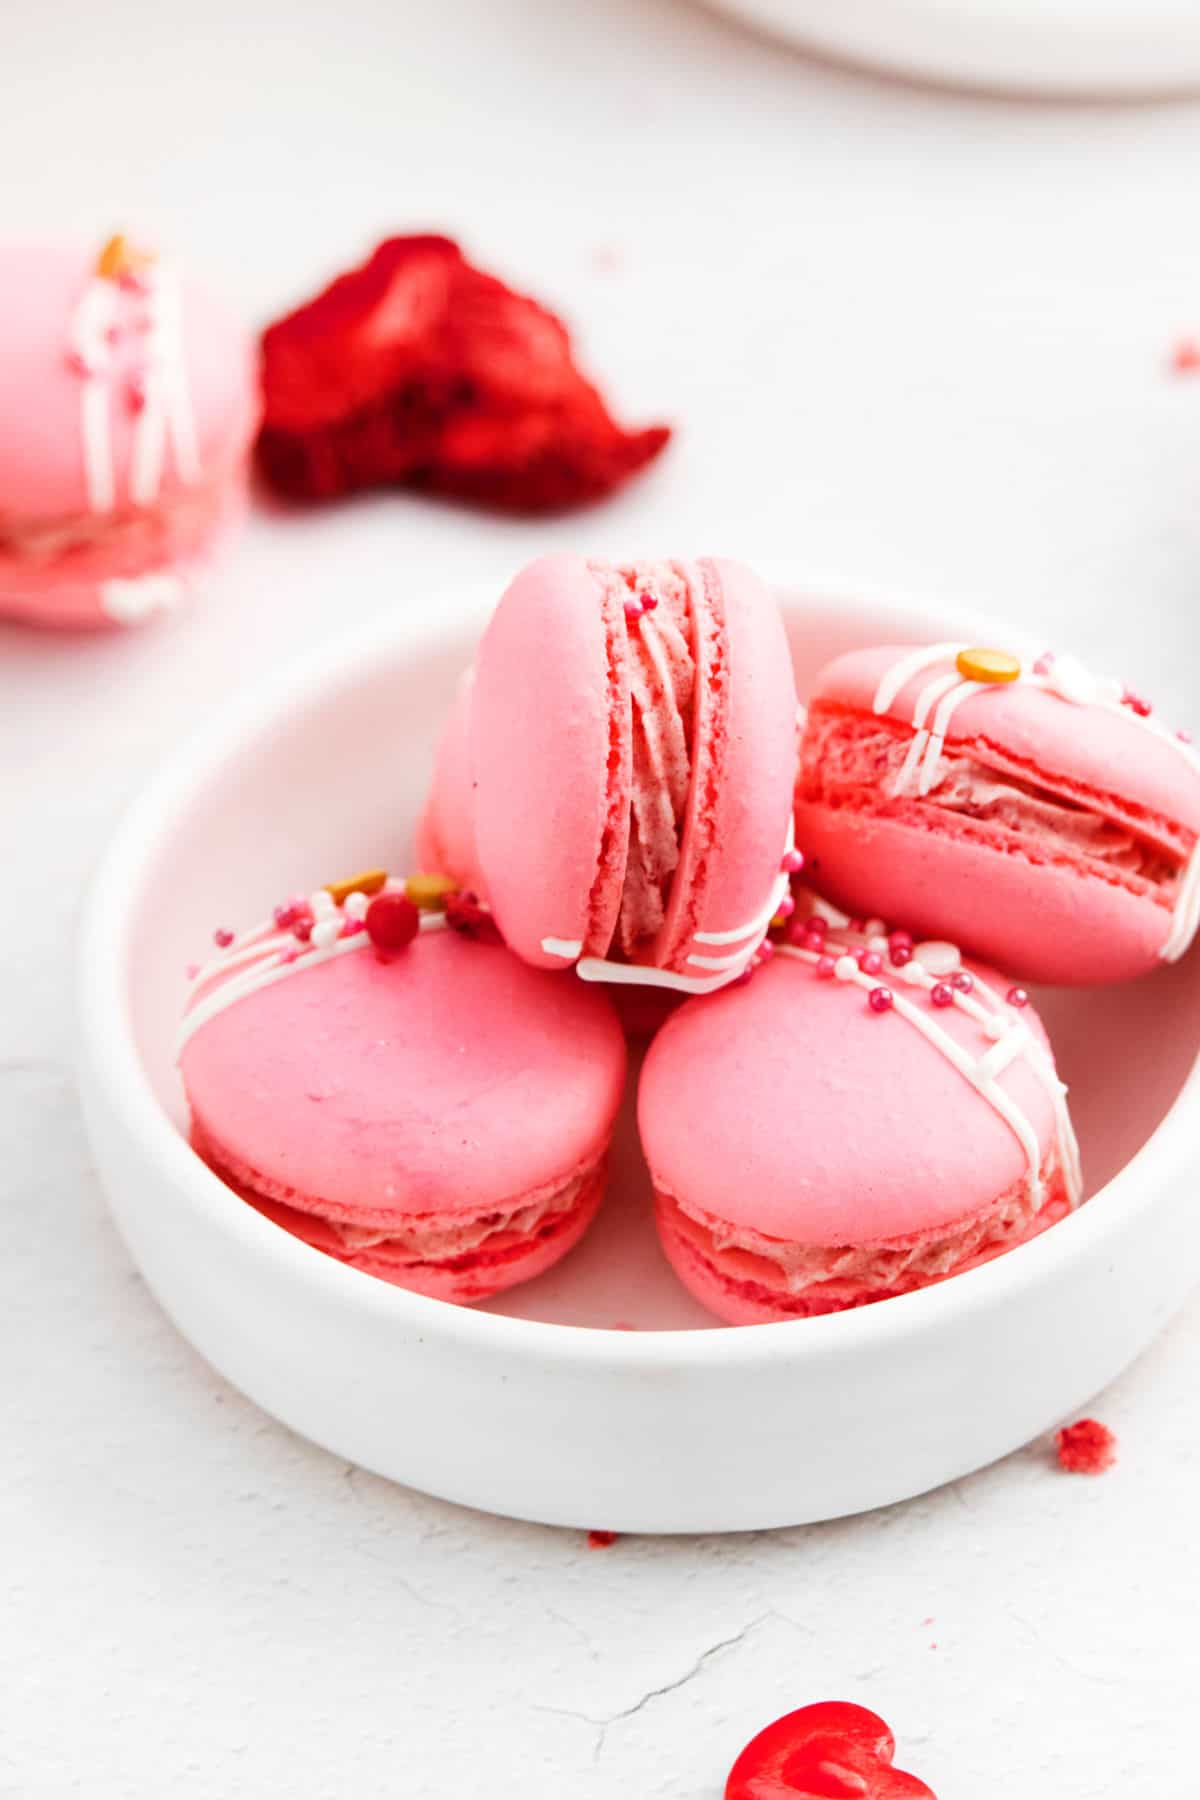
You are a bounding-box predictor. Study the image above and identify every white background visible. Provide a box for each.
[3,2,1200,1794]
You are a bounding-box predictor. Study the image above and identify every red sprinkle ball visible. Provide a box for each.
[931,982,955,1009]
[1007,986,1029,1009]
[445,890,503,945]
[868,986,894,1015]
[951,971,973,994]
[364,890,421,952]
[213,927,235,949]
[256,235,670,514]
[1056,1418,1117,1475]
[781,848,806,874]
[1122,688,1153,718]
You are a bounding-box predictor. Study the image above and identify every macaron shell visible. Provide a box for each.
[638,950,1059,1245]
[413,674,484,889]
[0,245,258,521]
[655,558,798,973]
[813,645,1200,835]
[796,797,1172,985]
[181,928,627,1223]
[470,554,631,968]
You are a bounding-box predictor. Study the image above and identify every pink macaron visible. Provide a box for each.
[179,874,626,1303]
[426,553,799,995]
[795,642,1200,985]
[0,237,258,629]
[639,909,1082,1324]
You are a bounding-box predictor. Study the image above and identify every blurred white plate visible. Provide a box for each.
[701,0,1200,96]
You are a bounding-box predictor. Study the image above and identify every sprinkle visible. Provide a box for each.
[781,848,806,874]
[863,918,886,940]
[1007,986,1030,1008]
[786,920,812,947]
[772,893,796,922]
[638,591,659,613]
[858,950,883,976]
[956,647,1021,685]
[325,868,388,907]
[311,918,340,950]
[213,927,234,948]
[280,947,300,964]
[65,348,94,379]
[1122,688,1153,718]
[587,1529,619,1549]
[867,935,889,954]
[889,943,913,969]
[1178,729,1193,745]
[310,888,337,918]
[405,872,459,911]
[1171,338,1200,375]
[291,917,313,943]
[834,955,858,982]
[273,896,307,930]
[624,596,645,623]
[343,890,371,921]
[1056,1419,1117,1475]
[868,986,894,1014]
[340,916,366,938]
[951,971,974,994]
[913,940,961,977]
[803,913,828,939]
[1032,651,1056,676]
[126,375,147,415]
[365,890,421,951]
[930,983,954,1008]
[816,955,837,980]
[445,890,503,943]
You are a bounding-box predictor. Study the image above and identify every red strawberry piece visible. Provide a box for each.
[726,1704,936,1800]
[257,235,671,513]
[1056,1418,1117,1475]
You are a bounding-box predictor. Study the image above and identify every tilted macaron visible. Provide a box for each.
[179,873,626,1303]
[639,906,1082,1324]
[0,237,258,629]
[435,554,799,995]
[795,643,1200,985]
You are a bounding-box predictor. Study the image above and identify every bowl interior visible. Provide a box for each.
[124,590,1200,1330]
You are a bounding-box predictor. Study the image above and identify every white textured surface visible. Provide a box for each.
[2,1,1199,1791]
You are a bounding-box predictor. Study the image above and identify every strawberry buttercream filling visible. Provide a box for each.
[588,560,696,957]
[801,707,1193,902]
[656,1152,1069,1315]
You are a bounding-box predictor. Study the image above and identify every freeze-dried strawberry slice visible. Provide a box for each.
[257,235,671,512]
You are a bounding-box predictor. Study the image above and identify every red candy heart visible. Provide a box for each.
[726,1704,935,1800]
[257,235,670,513]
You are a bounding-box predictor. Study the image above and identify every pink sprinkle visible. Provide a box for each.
[126,376,147,415]
[951,971,973,994]
[847,918,866,935]
[185,962,200,981]
[64,349,93,378]
[292,919,313,943]
[1122,688,1153,718]
[280,947,300,964]
[781,848,806,874]
[756,940,775,963]
[1179,729,1193,745]
[816,955,837,980]
[773,893,796,920]
[804,914,828,939]
[213,927,234,948]
[733,965,755,986]
[858,950,884,975]
[931,983,954,1008]
[638,591,659,613]
[1032,651,1056,676]
[889,943,913,969]
[786,920,811,947]
[340,917,366,938]
[623,597,644,623]
[888,928,913,949]
[1007,986,1029,1008]
[868,986,894,1015]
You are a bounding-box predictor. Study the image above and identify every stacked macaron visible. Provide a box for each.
[0,236,257,628]
[181,577,1200,1322]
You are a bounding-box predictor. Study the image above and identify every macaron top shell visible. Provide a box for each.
[181,927,626,1223]
[812,644,1200,836]
[0,244,258,523]
[639,950,1062,1245]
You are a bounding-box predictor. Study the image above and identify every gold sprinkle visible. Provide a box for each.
[95,233,157,281]
[956,647,1022,685]
[404,872,460,911]
[324,868,388,906]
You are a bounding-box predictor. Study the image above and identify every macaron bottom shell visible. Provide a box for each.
[194,1123,608,1305]
[655,1163,1071,1325]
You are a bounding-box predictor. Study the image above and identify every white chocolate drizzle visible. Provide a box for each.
[872,643,1200,964]
[177,883,447,1057]
[66,261,201,515]
[778,928,1083,1214]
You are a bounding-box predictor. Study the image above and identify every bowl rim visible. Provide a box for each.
[77,582,1200,1370]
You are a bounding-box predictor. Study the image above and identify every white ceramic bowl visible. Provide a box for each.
[78,588,1200,1533]
[700,0,1200,96]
